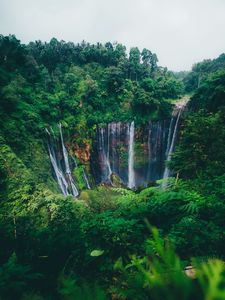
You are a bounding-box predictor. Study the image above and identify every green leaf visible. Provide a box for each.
[90,249,104,257]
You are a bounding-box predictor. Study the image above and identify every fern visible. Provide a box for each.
[197,259,225,300]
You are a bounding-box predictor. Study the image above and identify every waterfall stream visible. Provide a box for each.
[94,100,187,188]
[47,102,186,194]
[98,127,112,182]
[162,102,187,187]
[47,125,79,197]
[128,121,135,189]
[83,169,91,189]
[47,143,69,196]
[59,123,70,174]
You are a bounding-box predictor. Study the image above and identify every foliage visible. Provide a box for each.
[58,277,107,300]
[0,35,183,153]
[171,109,225,179]
[113,226,225,300]
[0,34,225,299]
[183,53,225,92]
[189,70,225,112]
[0,252,41,299]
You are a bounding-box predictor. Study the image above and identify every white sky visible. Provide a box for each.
[1,0,225,71]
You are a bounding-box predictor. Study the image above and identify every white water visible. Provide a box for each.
[165,117,174,158]
[100,128,112,181]
[47,144,69,196]
[146,123,152,185]
[128,121,135,189]
[109,123,116,172]
[83,170,91,189]
[59,123,70,174]
[58,124,79,197]
[107,125,112,176]
[162,107,183,187]
[45,128,51,136]
[68,173,79,197]
[47,125,79,197]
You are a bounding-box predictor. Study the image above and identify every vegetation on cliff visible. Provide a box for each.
[0,34,225,299]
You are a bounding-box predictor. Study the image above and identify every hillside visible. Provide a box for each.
[0,35,225,299]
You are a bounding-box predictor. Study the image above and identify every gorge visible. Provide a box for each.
[47,102,187,195]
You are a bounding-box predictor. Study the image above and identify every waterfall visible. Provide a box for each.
[47,143,69,196]
[109,123,115,173]
[128,121,135,189]
[107,125,112,177]
[99,127,112,182]
[68,173,79,197]
[59,124,79,197]
[165,117,174,157]
[95,120,167,188]
[59,123,70,174]
[162,106,184,186]
[47,125,79,197]
[93,100,187,188]
[146,122,152,184]
[83,169,91,189]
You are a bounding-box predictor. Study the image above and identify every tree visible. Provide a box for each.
[129,47,141,81]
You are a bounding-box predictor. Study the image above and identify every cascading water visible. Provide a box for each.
[58,124,79,196]
[58,124,79,197]
[83,169,91,189]
[128,121,135,189]
[46,100,187,192]
[93,101,187,188]
[162,102,187,187]
[59,123,70,174]
[109,123,116,173]
[98,127,112,182]
[146,120,167,183]
[165,117,175,158]
[46,125,79,197]
[106,126,112,180]
[93,120,168,188]
[47,141,69,196]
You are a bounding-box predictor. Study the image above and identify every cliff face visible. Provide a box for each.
[90,118,180,188]
[46,103,184,195]
[71,143,91,163]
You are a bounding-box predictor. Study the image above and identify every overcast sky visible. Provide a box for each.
[1,0,225,71]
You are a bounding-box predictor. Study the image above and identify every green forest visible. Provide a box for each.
[0,34,225,300]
